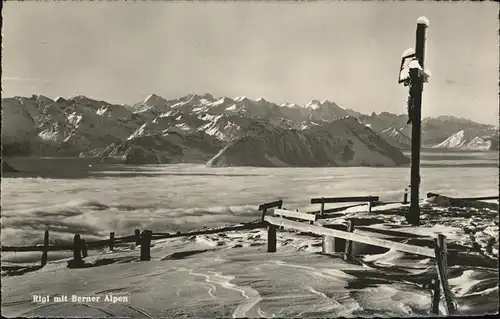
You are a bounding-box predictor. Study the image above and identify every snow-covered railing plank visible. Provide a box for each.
[264,216,435,258]
[152,222,264,239]
[273,209,317,222]
[427,192,498,201]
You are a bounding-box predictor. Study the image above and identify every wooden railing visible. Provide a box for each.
[262,206,457,315]
[5,191,487,316]
[1,222,265,267]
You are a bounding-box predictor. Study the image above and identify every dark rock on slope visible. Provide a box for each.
[1,160,18,173]
[208,117,410,167]
[80,131,222,165]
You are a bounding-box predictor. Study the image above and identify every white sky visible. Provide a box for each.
[2,1,498,125]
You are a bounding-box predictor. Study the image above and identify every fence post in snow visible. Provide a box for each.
[135,229,141,246]
[109,232,115,251]
[81,239,88,258]
[434,234,456,315]
[322,224,347,255]
[430,276,441,314]
[140,230,152,261]
[403,188,409,204]
[41,230,49,267]
[260,207,268,224]
[73,234,83,265]
[343,220,355,261]
[267,225,277,253]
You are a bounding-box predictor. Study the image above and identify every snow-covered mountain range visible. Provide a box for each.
[1,93,496,166]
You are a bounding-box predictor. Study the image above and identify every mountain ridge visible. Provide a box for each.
[1,93,496,167]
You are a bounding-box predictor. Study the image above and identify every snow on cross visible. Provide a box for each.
[401,48,415,58]
[417,16,430,26]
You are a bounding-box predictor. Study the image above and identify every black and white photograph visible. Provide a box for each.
[1,0,498,317]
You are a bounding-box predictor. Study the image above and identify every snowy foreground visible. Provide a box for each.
[2,201,498,318]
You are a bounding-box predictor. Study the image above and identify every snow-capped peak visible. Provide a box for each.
[433,130,466,148]
[280,102,300,108]
[305,100,322,109]
[234,96,250,102]
[212,97,234,106]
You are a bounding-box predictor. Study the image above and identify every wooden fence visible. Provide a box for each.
[1,223,264,267]
[262,207,457,315]
[2,191,472,315]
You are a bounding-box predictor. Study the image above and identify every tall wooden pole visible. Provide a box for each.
[409,18,428,226]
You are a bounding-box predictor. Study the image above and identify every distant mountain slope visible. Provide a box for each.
[1,97,40,155]
[80,130,222,164]
[1,160,18,173]
[357,112,497,150]
[422,116,497,149]
[1,95,143,156]
[431,129,498,151]
[208,117,410,167]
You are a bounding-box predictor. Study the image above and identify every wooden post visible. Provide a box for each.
[403,188,409,204]
[322,235,335,254]
[430,276,441,315]
[277,201,284,229]
[408,18,428,226]
[343,220,355,261]
[267,224,277,253]
[260,208,268,224]
[73,234,83,265]
[81,239,88,258]
[140,230,152,261]
[434,234,456,315]
[41,230,49,267]
[322,224,347,255]
[135,229,141,246]
[109,232,115,251]
[368,197,373,213]
[320,201,325,216]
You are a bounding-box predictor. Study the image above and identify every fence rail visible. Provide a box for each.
[310,196,380,204]
[264,215,435,258]
[1,223,264,253]
[4,191,479,316]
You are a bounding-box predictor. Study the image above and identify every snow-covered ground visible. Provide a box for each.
[2,200,498,318]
